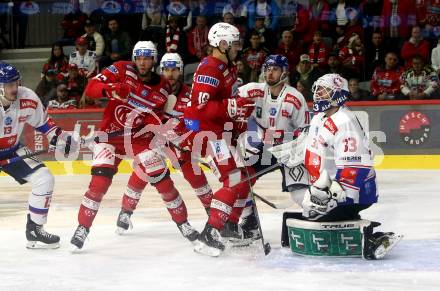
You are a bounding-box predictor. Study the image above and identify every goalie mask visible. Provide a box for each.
[0,62,21,107]
[311,73,349,112]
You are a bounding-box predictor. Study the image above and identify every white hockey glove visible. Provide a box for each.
[268,126,308,168]
[302,170,346,220]
[47,127,82,156]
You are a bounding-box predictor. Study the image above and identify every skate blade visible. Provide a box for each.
[115,227,128,235]
[26,241,60,249]
[229,238,254,248]
[70,244,83,254]
[374,234,403,259]
[193,241,222,257]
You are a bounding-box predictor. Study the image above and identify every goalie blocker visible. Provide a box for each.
[281,212,402,260]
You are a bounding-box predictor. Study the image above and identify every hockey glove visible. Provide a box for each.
[47,127,81,156]
[224,97,256,122]
[104,83,131,101]
[302,170,346,220]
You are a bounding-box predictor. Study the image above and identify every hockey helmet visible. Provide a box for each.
[208,22,240,48]
[160,53,184,73]
[311,73,349,112]
[132,41,158,63]
[0,62,21,105]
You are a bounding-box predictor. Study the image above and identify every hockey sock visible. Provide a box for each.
[154,177,188,224]
[208,187,236,230]
[121,172,148,211]
[78,175,112,228]
[181,161,213,209]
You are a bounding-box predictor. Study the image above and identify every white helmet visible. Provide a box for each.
[208,22,240,48]
[160,53,184,73]
[132,41,158,62]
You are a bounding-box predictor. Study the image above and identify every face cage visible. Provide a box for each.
[312,84,337,112]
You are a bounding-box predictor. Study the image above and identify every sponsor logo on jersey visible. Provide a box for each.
[340,156,362,162]
[248,89,264,98]
[4,116,12,126]
[126,70,138,80]
[196,75,220,87]
[399,111,431,146]
[20,99,38,110]
[339,167,359,185]
[324,118,338,135]
[284,93,301,110]
[107,65,118,75]
[218,63,225,71]
[184,118,200,132]
[281,109,290,118]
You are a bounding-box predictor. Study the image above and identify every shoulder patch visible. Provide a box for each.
[20,99,38,110]
[284,93,301,110]
[71,52,77,58]
[196,75,220,87]
[106,65,118,75]
[324,118,338,135]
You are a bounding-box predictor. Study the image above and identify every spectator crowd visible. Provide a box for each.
[30,0,440,108]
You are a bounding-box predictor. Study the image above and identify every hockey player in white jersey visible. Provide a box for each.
[233,55,310,243]
[0,62,75,248]
[278,73,402,259]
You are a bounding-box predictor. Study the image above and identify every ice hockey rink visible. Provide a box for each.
[1,169,439,291]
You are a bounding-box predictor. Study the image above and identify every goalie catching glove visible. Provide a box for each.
[302,170,346,220]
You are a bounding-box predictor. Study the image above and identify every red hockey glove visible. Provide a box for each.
[105,83,131,101]
[224,97,256,122]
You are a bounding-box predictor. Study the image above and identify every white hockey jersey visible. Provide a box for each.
[304,106,378,205]
[69,50,97,77]
[0,86,56,157]
[238,82,309,144]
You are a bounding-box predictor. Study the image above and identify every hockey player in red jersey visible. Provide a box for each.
[70,41,199,250]
[180,22,257,256]
[115,52,213,239]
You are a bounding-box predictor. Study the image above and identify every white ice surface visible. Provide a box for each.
[0,170,439,291]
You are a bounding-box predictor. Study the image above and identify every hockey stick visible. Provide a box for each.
[252,192,296,209]
[240,153,271,255]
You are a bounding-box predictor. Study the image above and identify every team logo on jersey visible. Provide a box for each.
[196,75,219,87]
[4,116,12,126]
[141,89,149,97]
[114,105,144,128]
[269,108,277,116]
[399,111,431,146]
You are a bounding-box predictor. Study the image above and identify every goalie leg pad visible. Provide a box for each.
[285,217,371,257]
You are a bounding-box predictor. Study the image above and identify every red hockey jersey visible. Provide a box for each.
[183,56,238,134]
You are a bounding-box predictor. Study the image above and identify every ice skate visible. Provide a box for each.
[362,222,403,260]
[116,208,133,235]
[70,225,90,251]
[177,221,199,244]
[194,223,225,257]
[25,214,60,249]
[221,221,253,247]
[239,211,261,241]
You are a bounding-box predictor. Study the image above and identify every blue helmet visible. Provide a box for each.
[0,62,21,84]
[0,62,21,103]
[263,54,289,72]
[311,74,349,112]
[263,55,289,86]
